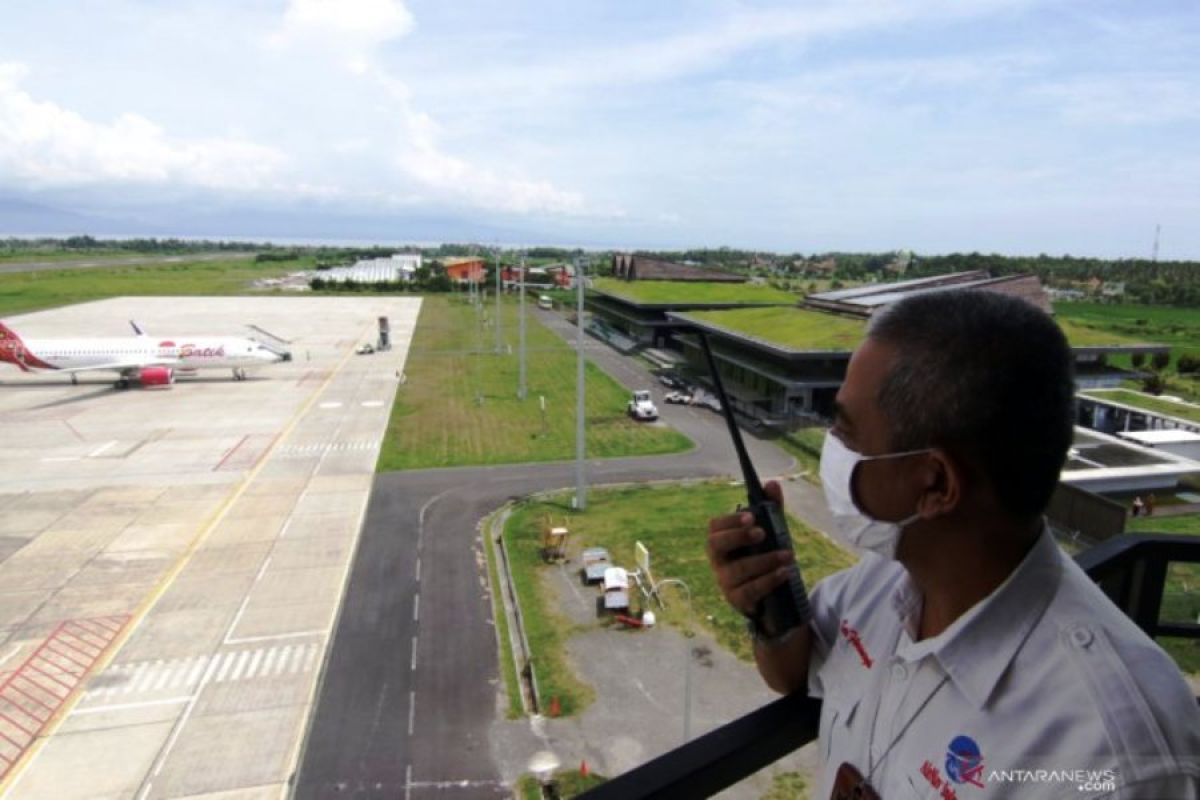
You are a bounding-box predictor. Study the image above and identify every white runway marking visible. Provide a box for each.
[40,456,80,463]
[410,637,418,671]
[361,400,384,407]
[413,594,419,622]
[84,644,323,701]
[318,401,343,409]
[74,696,192,715]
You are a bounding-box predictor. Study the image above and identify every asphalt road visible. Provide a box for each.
[292,311,796,799]
[0,252,252,274]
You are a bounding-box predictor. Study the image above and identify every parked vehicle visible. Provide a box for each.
[664,391,693,405]
[627,390,659,421]
[355,343,375,355]
[537,295,554,310]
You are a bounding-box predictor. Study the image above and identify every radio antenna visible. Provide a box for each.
[697,330,765,505]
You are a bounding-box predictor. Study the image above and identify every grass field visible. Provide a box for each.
[502,482,857,715]
[592,278,797,306]
[377,295,692,470]
[0,254,312,316]
[1082,389,1200,426]
[1055,301,1200,402]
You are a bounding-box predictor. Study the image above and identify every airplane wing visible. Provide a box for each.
[55,357,178,374]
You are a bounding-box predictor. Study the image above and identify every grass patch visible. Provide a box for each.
[593,278,797,306]
[503,482,857,716]
[1055,319,1161,348]
[0,255,312,316]
[514,771,607,799]
[483,509,524,720]
[377,295,692,470]
[762,770,811,800]
[1082,389,1200,426]
[772,427,826,483]
[681,307,865,352]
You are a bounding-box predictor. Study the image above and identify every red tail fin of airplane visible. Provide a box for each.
[0,321,32,370]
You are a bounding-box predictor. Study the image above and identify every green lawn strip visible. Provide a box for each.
[761,770,811,800]
[0,255,314,317]
[1054,302,1200,352]
[593,278,797,306]
[377,295,692,470]
[1126,513,1200,675]
[482,508,524,720]
[503,483,857,718]
[514,771,606,799]
[771,427,826,484]
[1055,319,1159,348]
[1082,389,1200,426]
[502,500,596,717]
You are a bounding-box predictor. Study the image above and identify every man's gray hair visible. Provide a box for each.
[867,289,1075,520]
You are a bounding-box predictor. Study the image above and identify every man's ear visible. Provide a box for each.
[915,449,961,518]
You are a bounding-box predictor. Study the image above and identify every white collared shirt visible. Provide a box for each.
[806,528,1200,799]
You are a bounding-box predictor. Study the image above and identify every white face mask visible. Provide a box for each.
[820,432,931,559]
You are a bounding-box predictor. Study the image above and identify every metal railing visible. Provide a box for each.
[575,533,1200,799]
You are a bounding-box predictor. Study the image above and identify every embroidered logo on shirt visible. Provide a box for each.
[945,735,985,787]
[839,619,872,668]
[920,760,961,799]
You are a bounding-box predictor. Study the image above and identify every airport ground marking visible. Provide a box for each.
[73,696,191,716]
[88,440,117,458]
[0,318,372,799]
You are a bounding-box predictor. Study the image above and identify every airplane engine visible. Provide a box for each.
[139,366,175,386]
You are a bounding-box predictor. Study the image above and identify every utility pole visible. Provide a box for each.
[574,256,587,511]
[494,249,503,353]
[518,254,527,400]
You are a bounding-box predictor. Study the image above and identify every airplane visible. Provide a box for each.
[0,320,292,389]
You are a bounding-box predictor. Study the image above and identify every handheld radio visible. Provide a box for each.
[697,331,813,639]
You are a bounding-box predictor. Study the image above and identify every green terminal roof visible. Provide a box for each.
[592,278,797,306]
[1082,389,1200,426]
[680,307,1162,354]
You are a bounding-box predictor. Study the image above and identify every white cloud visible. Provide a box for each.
[370,71,589,216]
[0,62,287,191]
[267,0,414,69]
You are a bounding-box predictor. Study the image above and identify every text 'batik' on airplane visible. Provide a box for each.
[0,320,292,388]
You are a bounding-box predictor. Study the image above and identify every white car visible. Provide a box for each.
[355,343,375,355]
[664,391,693,405]
[627,390,659,421]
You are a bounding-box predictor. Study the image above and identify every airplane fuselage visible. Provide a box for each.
[10,336,278,372]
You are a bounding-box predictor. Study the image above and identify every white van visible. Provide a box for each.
[537,295,553,310]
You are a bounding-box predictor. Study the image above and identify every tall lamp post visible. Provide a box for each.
[518,254,527,400]
[574,256,587,511]
[494,249,503,354]
[655,578,695,743]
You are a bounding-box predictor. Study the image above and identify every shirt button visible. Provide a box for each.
[891,663,908,682]
[1070,627,1094,648]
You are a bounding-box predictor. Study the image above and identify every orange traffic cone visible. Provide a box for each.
[580,760,589,778]
[549,696,561,717]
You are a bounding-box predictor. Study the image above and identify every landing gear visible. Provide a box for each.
[71,374,78,385]
[114,378,131,390]
[232,367,247,381]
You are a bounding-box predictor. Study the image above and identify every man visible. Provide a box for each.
[707,290,1199,798]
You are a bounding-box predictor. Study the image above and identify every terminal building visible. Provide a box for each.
[587,270,1169,429]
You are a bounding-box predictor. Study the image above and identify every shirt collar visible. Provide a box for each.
[890,524,1063,710]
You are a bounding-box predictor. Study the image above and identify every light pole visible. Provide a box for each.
[518,254,527,400]
[655,578,695,743]
[494,249,503,354]
[574,256,587,511]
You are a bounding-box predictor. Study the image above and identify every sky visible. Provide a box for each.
[1,0,1198,257]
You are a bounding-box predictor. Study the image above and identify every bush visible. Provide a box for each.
[1151,352,1171,371]
[1131,352,1146,369]
[1142,372,1167,395]
[1178,354,1200,374]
